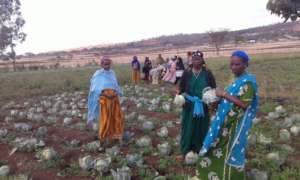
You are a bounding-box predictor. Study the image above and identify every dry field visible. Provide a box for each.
[1,40,300,70]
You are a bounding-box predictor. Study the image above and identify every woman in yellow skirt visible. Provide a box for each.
[87,56,124,144]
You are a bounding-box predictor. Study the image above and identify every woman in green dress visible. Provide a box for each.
[178,50,216,156]
[197,50,259,180]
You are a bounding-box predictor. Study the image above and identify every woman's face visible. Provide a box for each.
[101,59,111,70]
[230,56,246,76]
[192,58,204,69]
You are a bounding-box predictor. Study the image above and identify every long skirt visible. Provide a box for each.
[180,107,209,155]
[132,70,140,84]
[197,115,245,180]
[98,89,124,141]
[150,66,164,85]
[196,82,255,180]
[162,64,176,83]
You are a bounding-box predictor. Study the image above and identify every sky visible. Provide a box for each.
[15,0,282,54]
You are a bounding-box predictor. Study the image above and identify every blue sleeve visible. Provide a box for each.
[112,71,123,96]
[87,90,99,123]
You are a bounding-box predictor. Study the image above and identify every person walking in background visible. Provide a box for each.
[155,53,165,66]
[142,57,152,83]
[150,54,165,85]
[163,56,177,84]
[155,54,165,81]
[131,56,141,85]
[186,51,193,70]
[175,56,185,84]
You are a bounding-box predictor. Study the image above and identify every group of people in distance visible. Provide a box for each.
[131,53,191,85]
[87,50,259,180]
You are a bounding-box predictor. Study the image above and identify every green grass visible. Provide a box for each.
[206,52,300,112]
[111,155,127,168]
[137,168,155,179]
[158,158,177,172]
[1,53,300,110]
[40,158,63,169]
[0,64,131,105]
[58,162,98,177]
[99,176,114,180]
[259,102,277,114]
[59,163,82,176]
[166,173,189,180]
[276,168,300,180]
[142,147,155,156]
[1,133,16,144]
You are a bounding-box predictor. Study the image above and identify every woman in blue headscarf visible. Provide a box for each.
[87,56,123,144]
[197,51,259,180]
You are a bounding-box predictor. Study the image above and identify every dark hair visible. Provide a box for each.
[191,50,204,60]
[177,57,183,65]
[144,57,150,64]
[176,57,185,70]
[191,50,207,68]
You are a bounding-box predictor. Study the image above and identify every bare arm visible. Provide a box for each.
[223,93,248,110]
[216,88,248,110]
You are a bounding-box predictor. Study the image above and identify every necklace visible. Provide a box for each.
[192,68,202,79]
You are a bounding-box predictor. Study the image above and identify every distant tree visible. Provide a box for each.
[207,29,229,55]
[24,52,35,57]
[234,35,246,47]
[0,0,26,71]
[267,0,300,22]
[0,54,9,60]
